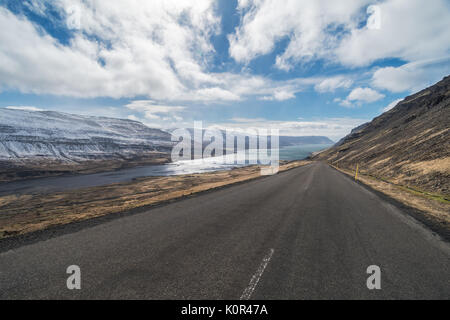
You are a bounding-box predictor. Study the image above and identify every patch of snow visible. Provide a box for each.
[0,109,173,161]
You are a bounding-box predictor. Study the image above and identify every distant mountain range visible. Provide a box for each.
[0,108,333,181]
[177,128,333,150]
[278,135,333,146]
[0,109,175,181]
[0,109,173,161]
[0,109,333,163]
[313,75,450,196]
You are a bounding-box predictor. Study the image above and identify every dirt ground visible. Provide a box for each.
[0,160,309,239]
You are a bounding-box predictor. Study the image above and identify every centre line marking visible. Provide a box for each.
[240,248,274,300]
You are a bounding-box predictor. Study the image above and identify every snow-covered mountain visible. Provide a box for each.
[0,108,173,161]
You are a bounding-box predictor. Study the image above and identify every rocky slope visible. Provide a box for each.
[0,109,173,181]
[313,76,450,196]
[0,109,173,160]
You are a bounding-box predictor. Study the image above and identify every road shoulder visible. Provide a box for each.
[328,163,450,242]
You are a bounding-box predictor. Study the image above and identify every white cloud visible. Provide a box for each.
[348,87,384,103]
[382,98,403,112]
[126,100,186,113]
[230,117,267,122]
[227,0,450,110]
[336,0,450,67]
[230,0,450,79]
[372,57,450,93]
[125,100,186,122]
[0,3,360,104]
[338,100,354,108]
[23,1,47,16]
[189,87,240,101]
[127,115,140,122]
[209,117,368,141]
[229,0,371,67]
[5,106,43,111]
[314,77,353,93]
[0,2,221,100]
[339,87,385,107]
[260,90,296,101]
[0,4,188,99]
[2,0,447,115]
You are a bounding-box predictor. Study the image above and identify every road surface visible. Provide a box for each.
[0,162,449,299]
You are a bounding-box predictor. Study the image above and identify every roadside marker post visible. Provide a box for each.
[355,164,359,181]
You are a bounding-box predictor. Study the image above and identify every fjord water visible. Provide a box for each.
[0,144,332,195]
[278,144,332,161]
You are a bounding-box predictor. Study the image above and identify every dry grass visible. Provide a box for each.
[0,160,310,239]
[403,157,450,175]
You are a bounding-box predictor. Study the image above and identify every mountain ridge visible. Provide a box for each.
[313,75,450,196]
[0,109,175,181]
[0,108,173,161]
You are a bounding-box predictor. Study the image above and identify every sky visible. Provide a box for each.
[0,0,449,141]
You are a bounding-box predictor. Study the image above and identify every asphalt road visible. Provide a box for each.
[0,162,449,299]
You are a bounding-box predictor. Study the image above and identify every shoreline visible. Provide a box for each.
[0,153,171,183]
[0,160,310,240]
[0,144,333,184]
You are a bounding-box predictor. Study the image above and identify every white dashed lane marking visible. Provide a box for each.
[240,248,274,300]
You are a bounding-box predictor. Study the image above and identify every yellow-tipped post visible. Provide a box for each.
[355,164,359,181]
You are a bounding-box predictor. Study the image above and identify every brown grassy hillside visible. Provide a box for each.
[314,76,450,197]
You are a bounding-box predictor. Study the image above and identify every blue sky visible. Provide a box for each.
[0,0,449,140]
